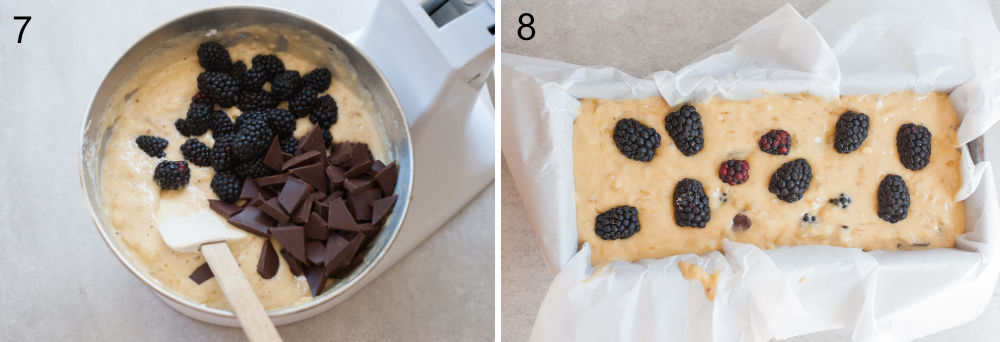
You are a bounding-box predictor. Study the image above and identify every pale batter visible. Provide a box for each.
[100,25,387,310]
[574,92,964,266]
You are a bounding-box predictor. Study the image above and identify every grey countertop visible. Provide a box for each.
[0,0,493,341]
[500,0,1000,341]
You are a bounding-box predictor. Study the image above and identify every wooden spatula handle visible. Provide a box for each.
[202,242,283,342]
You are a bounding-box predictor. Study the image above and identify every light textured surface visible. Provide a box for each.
[500,0,1000,341]
[0,0,493,341]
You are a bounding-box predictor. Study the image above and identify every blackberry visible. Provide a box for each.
[210,136,236,171]
[289,87,318,117]
[265,108,297,138]
[185,103,214,128]
[309,95,338,127]
[664,104,704,156]
[877,174,910,223]
[241,68,268,90]
[719,159,749,185]
[191,92,212,106]
[280,136,299,154]
[829,193,851,209]
[834,111,869,153]
[196,42,232,72]
[768,158,813,203]
[210,171,244,203]
[673,178,711,228]
[135,135,168,158]
[251,54,285,80]
[180,139,212,167]
[232,115,274,161]
[323,130,332,148]
[229,61,247,80]
[237,89,277,112]
[208,110,235,138]
[302,68,332,92]
[153,161,190,190]
[175,118,207,137]
[235,158,277,178]
[594,206,640,240]
[235,109,270,129]
[197,71,240,108]
[897,123,932,171]
[270,70,302,101]
[612,118,660,162]
[759,129,791,155]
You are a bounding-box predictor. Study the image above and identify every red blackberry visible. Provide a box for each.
[877,174,910,223]
[210,136,236,172]
[237,89,277,112]
[289,87,318,117]
[210,171,244,203]
[196,42,232,72]
[280,136,299,154]
[197,71,240,108]
[594,206,640,240]
[897,123,931,171]
[673,178,710,228]
[265,108,296,138]
[309,95,338,128]
[768,158,812,203]
[302,68,332,92]
[153,161,190,190]
[135,135,168,158]
[834,111,869,153]
[180,138,212,167]
[719,159,749,185]
[270,70,302,101]
[759,129,791,155]
[664,104,704,156]
[251,54,285,80]
[612,118,660,162]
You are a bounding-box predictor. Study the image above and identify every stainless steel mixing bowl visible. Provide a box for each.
[79,6,412,326]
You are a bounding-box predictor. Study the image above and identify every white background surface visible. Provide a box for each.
[0,1,493,341]
[500,0,1000,341]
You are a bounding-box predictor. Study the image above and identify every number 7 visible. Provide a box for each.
[14,16,30,43]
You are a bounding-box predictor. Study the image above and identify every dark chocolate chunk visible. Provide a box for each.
[328,197,359,232]
[315,200,330,221]
[348,188,380,221]
[208,199,243,218]
[344,176,375,193]
[323,234,352,274]
[253,174,289,188]
[292,194,314,224]
[263,136,285,171]
[240,177,262,201]
[281,248,305,276]
[374,161,398,195]
[189,262,214,284]
[257,239,279,279]
[351,143,372,167]
[329,143,354,166]
[290,162,327,192]
[227,206,274,237]
[297,126,326,156]
[249,194,266,207]
[281,150,322,171]
[259,197,290,224]
[271,225,306,263]
[325,165,346,185]
[372,160,386,173]
[371,195,398,225]
[733,214,751,232]
[306,240,325,265]
[344,160,373,178]
[278,178,312,213]
[304,212,330,240]
[305,264,327,296]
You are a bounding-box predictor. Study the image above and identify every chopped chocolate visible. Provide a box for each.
[326,165,346,189]
[344,160,373,178]
[357,224,380,245]
[257,240,279,279]
[328,197,359,232]
[263,136,285,170]
[323,234,352,274]
[372,160,386,173]
[306,240,325,265]
[271,225,306,262]
[304,212,330,240]
[315,200,330,221]
[344,176,375,193]
[189,262,214,284]
[290,162,327,191]
[249,194,266,207]
[371,195,398,225]
[281,248,305,276]
[374,161,398,195]
[240,177,262,201]
[328,143,353,166]
[281,150,322,171]
[259,197,290,224]
[292,194,314,225]
[227,206,274,237]
[348,188,381,221]
[208,199,243,218]
[305,265,327,296]
[253,174,289,188]
[297,126,326,156]
[278,178,312,213]
[352,143,372,166]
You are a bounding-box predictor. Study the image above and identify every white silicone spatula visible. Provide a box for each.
[156,188,283,342]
